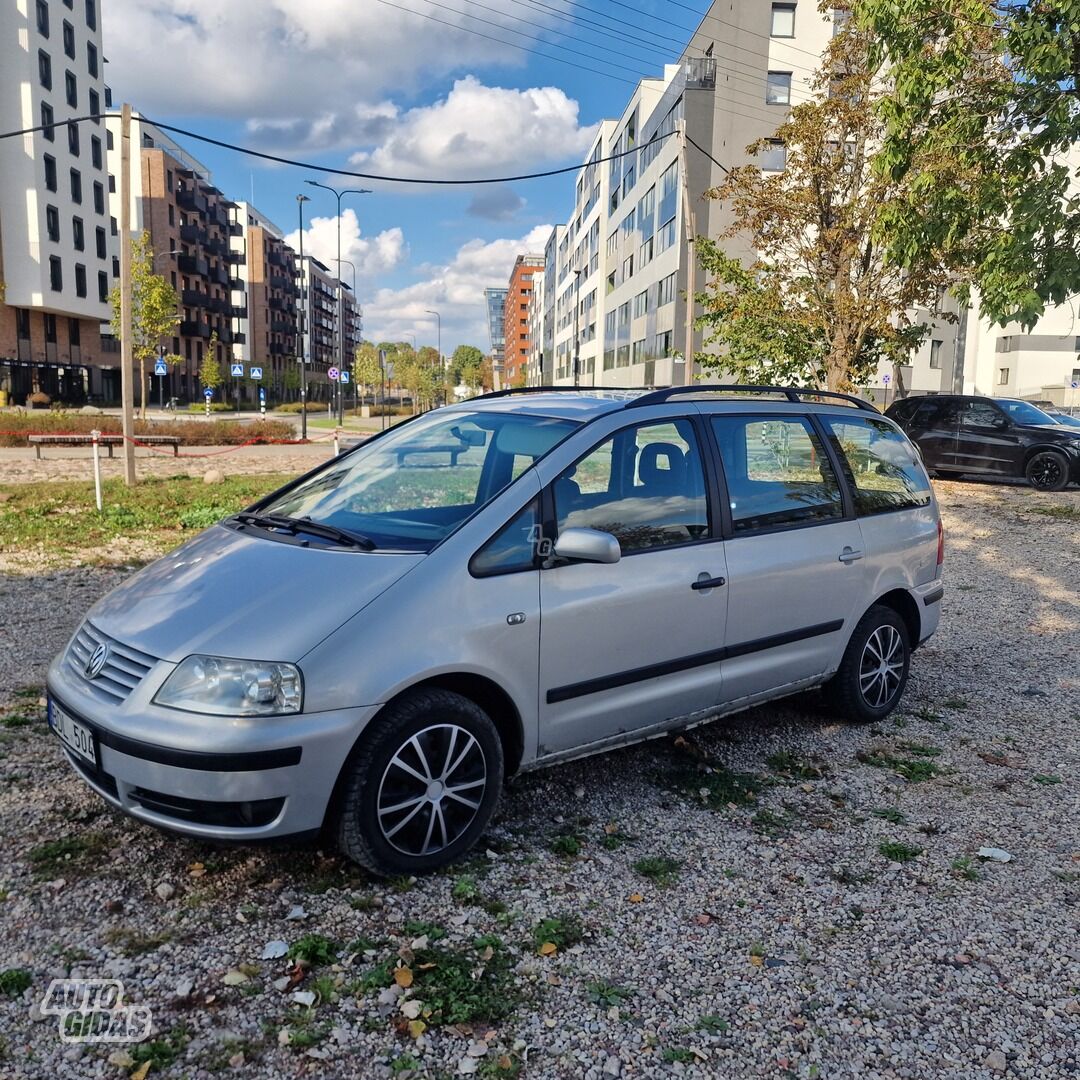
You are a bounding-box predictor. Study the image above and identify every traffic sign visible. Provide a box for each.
[1072,381,1079,389]
[230,363,244,377]
[340,370,350,385]
[259,387,266,400]
[328,367,340,381]
[154,359,168,376]
[204,388,213,400]
[250,366,263,380]
[882,374,891,384]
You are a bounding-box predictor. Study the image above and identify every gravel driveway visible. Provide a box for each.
[0,480,1077,1079]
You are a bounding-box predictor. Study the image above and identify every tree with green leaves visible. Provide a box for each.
[282,362,300,401]
[353,342,383,403]
[858,0,1080,328]
[696,9,953,391]
[109,230,180,418]
[199,332,223,398]
[450,344,484,384]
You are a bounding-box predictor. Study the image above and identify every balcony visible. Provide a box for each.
[178,254,209,278]
[177,188,208,215]
[270,319,295,334]
[231,304,248,319]
[232,332,246,345]
[269,273,294,292]
[181,288,207,308]
[204,236,229,258]
[179,224,206,245]
[229,221,244,237]
[685,56,716,90]
[227,250,245,265]
[268,294,291,312]
[179,320,210,338]
[229,276,244,291]
[210,263,230,287]
[268,250,289,268]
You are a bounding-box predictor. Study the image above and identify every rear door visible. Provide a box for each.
[954,399,1024,474]
[904,398,960,470]
[706,410,870,705]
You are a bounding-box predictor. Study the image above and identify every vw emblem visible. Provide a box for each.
[85,643,109,679]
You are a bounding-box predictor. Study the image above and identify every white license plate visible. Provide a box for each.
[48,700,97,766]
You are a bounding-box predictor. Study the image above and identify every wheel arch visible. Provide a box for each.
[1022,443,1070,467]
[870,588,921,650]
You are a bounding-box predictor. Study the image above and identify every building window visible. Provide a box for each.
[622,254,634,282]
[657,272,676,307]
[98,270,108,302]
[75,263,87,297]
[69,318,81,345]
[166,201,172,223]
[90,134,101,169]
[832,7,852,35]
[929,339,942,369]
[95,225,106,259]
[998,367,1010,385]
[110,215,117,236]
[44,313,58,342]
[45,204,60,242]
[44,154,57,192]
[1071,366,1080,384]
[88,88,99,122]
[108,174,115,193]
[166,168,174,192]
[41,101,55,140]
[37,0,50,35]
[1000,336,1012,353]
[39,49,52,89]
[86,40,98,77]
[49,256,63,292]
[68,120,79,155]
[759,139,787,171]
[656,216,677,254]
[70,168,82,203]
[84,0,95,30]
[767,71,792,105]
[633,290,649,318]
[771,2,796,36]
[93,180,104,214]
[112,255,119,277]
[63,19,75,57]
[65,69,77,107]
[72,215,84,251]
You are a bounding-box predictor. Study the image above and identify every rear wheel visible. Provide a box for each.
[824,605,911,723]
[1025,450,1069,492]
[334,689,504,876]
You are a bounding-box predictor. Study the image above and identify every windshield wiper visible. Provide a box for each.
[233,512,376,551]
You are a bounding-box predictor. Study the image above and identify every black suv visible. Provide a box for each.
[885,394,1080,491]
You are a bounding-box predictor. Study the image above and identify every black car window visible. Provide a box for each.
[961,401,1005,429]
[911,400,945,428]
[470,499,541,577]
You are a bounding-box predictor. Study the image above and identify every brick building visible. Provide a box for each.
[502,255,543,388]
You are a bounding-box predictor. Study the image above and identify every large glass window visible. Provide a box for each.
[767,71,792,105]
[44,154,57,191]
[771,2,796,35]
[758,140,787,171]
[960,400,1005,430]
[39,49,52,89]
[41,101,55,141]
[36,0,49,36]
[260,412,577,552]
[713,415,842,532]
[553,419,709,553]
[822,416,931,515]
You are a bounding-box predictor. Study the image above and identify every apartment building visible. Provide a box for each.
[503,254,542,387]
[526,267,545,385]
[341,284,362,373]
[107,115,246,404]
[483,287,508,389]
[0,0,116,404]
[298,256,338,401]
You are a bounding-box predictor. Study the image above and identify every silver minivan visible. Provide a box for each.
[47,386,944,875]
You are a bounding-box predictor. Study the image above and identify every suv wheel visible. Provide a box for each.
[1025,450,1069,492]
[334,689,504,875]
[825,605,911,723]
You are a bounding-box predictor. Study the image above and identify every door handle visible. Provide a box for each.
[838,547,864,564]
[691,574,726,591]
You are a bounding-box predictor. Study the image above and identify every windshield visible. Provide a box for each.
[257,410,578,551]
[998,400,1056,426]
[1051,412,1080,430]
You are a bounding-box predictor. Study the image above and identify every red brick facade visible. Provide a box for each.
[503,255,543,387]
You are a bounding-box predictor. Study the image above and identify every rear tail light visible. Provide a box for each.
[936,519,944,566]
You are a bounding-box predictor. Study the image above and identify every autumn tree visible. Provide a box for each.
[697,9,954,392]
[199,332,224,397]
[109,231,180,417]
[858,0,1080,328]
[353,342,383,403]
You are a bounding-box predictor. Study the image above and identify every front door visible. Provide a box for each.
[706,412,868,704]
[954,399,1023,474]
[538,417,728,756]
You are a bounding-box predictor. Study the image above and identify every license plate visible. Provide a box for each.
[48,699,97,766]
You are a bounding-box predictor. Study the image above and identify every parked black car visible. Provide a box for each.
[885,394,1080,492]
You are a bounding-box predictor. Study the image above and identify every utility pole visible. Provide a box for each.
[119,103,136,485]
[296,194,310,440]
[678,119,697,388]
[952,302,970,395]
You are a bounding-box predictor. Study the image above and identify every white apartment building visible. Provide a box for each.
[526,266,544,385]
[0,0,117,403]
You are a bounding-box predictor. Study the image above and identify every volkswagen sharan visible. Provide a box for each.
[47,386,944,875]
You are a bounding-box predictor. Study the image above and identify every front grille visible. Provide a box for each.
[66,622,158,705]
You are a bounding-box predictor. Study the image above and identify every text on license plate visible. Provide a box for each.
[48,700,97,766]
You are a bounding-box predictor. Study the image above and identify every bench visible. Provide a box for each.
[27,434,181,459]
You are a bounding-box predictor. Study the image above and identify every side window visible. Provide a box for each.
[961,401,1005,429]
[911,400,942,428]
[553,419,709,553]
[823,416,932,515]
[712,415,842,532]
[470,499,540,577]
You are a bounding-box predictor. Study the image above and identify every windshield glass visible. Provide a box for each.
[257,410,578,551]
[998,400,1056,425]
[1051,412,1080,430]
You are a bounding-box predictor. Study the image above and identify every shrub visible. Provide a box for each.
[0,412,295,447]
[276,401,328,414]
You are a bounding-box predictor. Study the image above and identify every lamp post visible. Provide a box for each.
[296,194,310,440]
[305,180,371,428]
[339,258,357,418]
[425,310,443,407]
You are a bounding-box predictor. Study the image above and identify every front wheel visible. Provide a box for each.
[824,605,911,723]
[1025,450,1069,492]
[334,689,504,876]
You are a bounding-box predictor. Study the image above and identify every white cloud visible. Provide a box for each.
[363,225,553,350]
[284,210,407,280]
[350,77,597,180]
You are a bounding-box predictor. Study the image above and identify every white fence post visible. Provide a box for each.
[90,429,103,512]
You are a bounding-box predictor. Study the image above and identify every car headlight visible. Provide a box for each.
[154,655,303,716]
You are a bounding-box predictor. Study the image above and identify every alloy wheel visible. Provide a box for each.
[376,724,487,857]
[1028,453,1063,490]
[858,625,904,709]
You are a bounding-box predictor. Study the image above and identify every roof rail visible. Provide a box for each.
[472,385,656,400]
[625,384,879,413]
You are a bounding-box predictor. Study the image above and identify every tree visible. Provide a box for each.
[353,342,383,402]
[696,11,954,392]
[459,356,484,393]
[109,230,180,418]
[199,332,223,397]
[450,344,484,384]
[282,362,301,401]
[858,0,1080,328]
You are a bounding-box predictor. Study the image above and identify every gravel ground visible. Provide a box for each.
[0,479,1077,1080]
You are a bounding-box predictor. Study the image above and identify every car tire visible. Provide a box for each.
[1025,450,1069,492]
[334,688,504,876]
[824,605,911,724]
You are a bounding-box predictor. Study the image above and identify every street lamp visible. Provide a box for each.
[305,180,371,426]
[424,309,442,367]
[296,194,310,440]
[339,258,357,418]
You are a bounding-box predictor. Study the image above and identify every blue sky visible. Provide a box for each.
[100,0,709,352]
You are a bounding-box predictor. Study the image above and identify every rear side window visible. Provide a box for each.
[822,416,932,515]
[711,415,842,532]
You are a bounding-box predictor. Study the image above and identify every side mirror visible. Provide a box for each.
[993,416,1009,430]
[552,528,621,565]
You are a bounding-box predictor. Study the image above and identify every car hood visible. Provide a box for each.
[85,524,424,664]
[1023,423,1080,440]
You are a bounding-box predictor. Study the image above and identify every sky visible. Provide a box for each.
[98,0,710,354]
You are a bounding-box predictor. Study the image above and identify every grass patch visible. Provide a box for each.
[28,833,109,878]
[941,697,969,711]
[101,927,172,957]
[765,751,828,780]
[0,714,32,729]
[879,841,923,863]
[549,832,584,857]
[288,934,340,967]
[663,1048,696,1064]
[633,856,682,886]
[129,1024,190,1071]
[871,807,907,824]
[858,748,943,783]
[0,969,31,997]
[667,761,761,809]
[585,979,632,1007]
[1030,504,1080,521]
[751,807,794,836]
[599,825,635,850]
[1033,774,1062,786]
[451,874,481,903]
[402,920,447,942]
[951,857,980,881]
[697,1014,729,1034]
[531,915,583,953]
